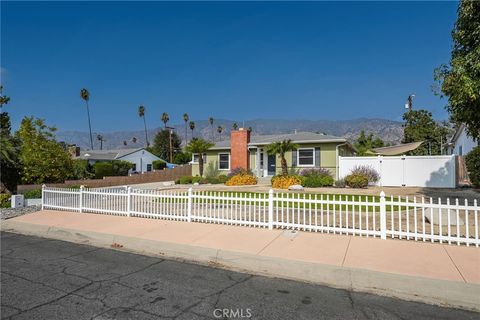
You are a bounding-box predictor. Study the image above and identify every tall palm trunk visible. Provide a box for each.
[86,101,93,150]
[280,153,288,175]
[185,124,188,145]
[199,154,204,176]
[143,117,149,147]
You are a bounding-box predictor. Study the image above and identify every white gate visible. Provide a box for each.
[339,155,456,188]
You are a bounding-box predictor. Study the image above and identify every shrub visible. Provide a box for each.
[22,188,42,199]
[173,151,192,165]
[152,160,167,170]
[111,160,134,176]
[93,162,114,179]
[349,165,380,184]
[466,146,480,187]
[335,178,346,188]
[302,175,334,188]
[225,174,257,186]
[345,173,369,188]
[0,194,10,208]
[228,167,252,177]
[204,161,220,178]
[299,167,332,177]
[191,176,203,184]
[218,174,229,183]
[71,159,94,180]
[271,175,303,189]
[178,176,193,184]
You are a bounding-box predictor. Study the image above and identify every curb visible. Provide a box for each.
[2,219,479,312]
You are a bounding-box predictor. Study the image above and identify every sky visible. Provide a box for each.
[1,1,458,132]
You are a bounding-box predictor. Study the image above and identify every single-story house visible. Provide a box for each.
[74,148,162,173]
[191,129,356,177]
[444,123,479,156]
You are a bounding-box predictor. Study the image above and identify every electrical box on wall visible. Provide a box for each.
[11,195,24,208]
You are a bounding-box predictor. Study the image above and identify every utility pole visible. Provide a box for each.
[166,126,175,163]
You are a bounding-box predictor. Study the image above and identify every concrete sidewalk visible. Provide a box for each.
[2,210,479,311]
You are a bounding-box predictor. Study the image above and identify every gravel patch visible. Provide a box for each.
[0,205,41,220]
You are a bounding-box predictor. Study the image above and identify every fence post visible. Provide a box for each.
[268,189,274,230]
[380,191,386,240]
[187,187,193,222]
[41,184,46,210]
[127,186,132,217]
[79,185,84,213]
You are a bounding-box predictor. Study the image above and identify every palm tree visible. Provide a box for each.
[232,122,238,130]
[161,112,169,128]
[80,88,94,150]
[183,113,189,144]
[96,134,105,150]
[132,137,137,144]
[123,140,127,146]
[138,105,149,147]
[189,121,195,139]
[217,126,223,141]
[208,117,214,141]
[266,139,299,176]
[185,138,214,177]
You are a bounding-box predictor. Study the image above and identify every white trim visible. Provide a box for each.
[218,152,230,170]
[297,147,315,167]
[191,153,206,164]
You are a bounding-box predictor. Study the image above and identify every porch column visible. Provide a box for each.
[256,147,262,177]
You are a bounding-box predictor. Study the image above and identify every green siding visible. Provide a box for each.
[191,142,353,178]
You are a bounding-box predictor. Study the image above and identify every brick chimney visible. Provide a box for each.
[230,128,250,170]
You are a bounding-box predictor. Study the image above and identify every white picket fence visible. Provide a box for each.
[41,186,479,247]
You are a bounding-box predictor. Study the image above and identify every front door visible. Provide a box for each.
[267,155,276,176]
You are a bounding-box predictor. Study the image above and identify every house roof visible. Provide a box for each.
[210,132,347,150]
[75,148,149,160]
[372,141,423,156]
[449,123,466,144]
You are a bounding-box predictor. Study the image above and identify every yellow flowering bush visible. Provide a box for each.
[225,174,257,186]
[271,175,303,189]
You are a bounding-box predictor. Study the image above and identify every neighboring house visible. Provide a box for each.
[191,129,355,177]
[75,148,162,173]
[445,123,478,156]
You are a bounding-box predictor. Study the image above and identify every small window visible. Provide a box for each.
[192,153,206,164]
[132,164,137,171]
[297,148,314,166]
[218,153,230,170]
[260,152,264,166]
[147,164,152,172]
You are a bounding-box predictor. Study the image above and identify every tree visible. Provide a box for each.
[131,137,137,144]
[161,112,169,128]
[96,134,105,150]
[16,117,73,184]
[232,122,238,130]
[183,113,189,144]
[185,138,214,177]
[0,112,20,192]
[173,151,192,165]
[80,88,94,150]
[0,85,10,111]
[217,126,223,141]
[209,117,214,141]
[189,121,195,138]
[150,129,182,161]
[402,110,449,155]
[354,130,385,156]
[434,1,480,140]
[266,139,299,176]
[138,105,149,147]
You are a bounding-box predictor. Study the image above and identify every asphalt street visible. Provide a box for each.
[1,232,478,320]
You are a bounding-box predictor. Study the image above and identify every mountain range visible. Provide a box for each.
[55,118,404,150]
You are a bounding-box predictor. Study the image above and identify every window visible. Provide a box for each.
[191,153,206,164]
[147,164,152,172]
[297,148,314,166]
[218,153,230,170]
[260,152,264,166]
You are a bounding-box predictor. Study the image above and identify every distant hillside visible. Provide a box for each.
[56,118,404,150]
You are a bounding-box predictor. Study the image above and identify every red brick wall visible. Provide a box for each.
[230,129,250,170]
[17,165,192,192]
